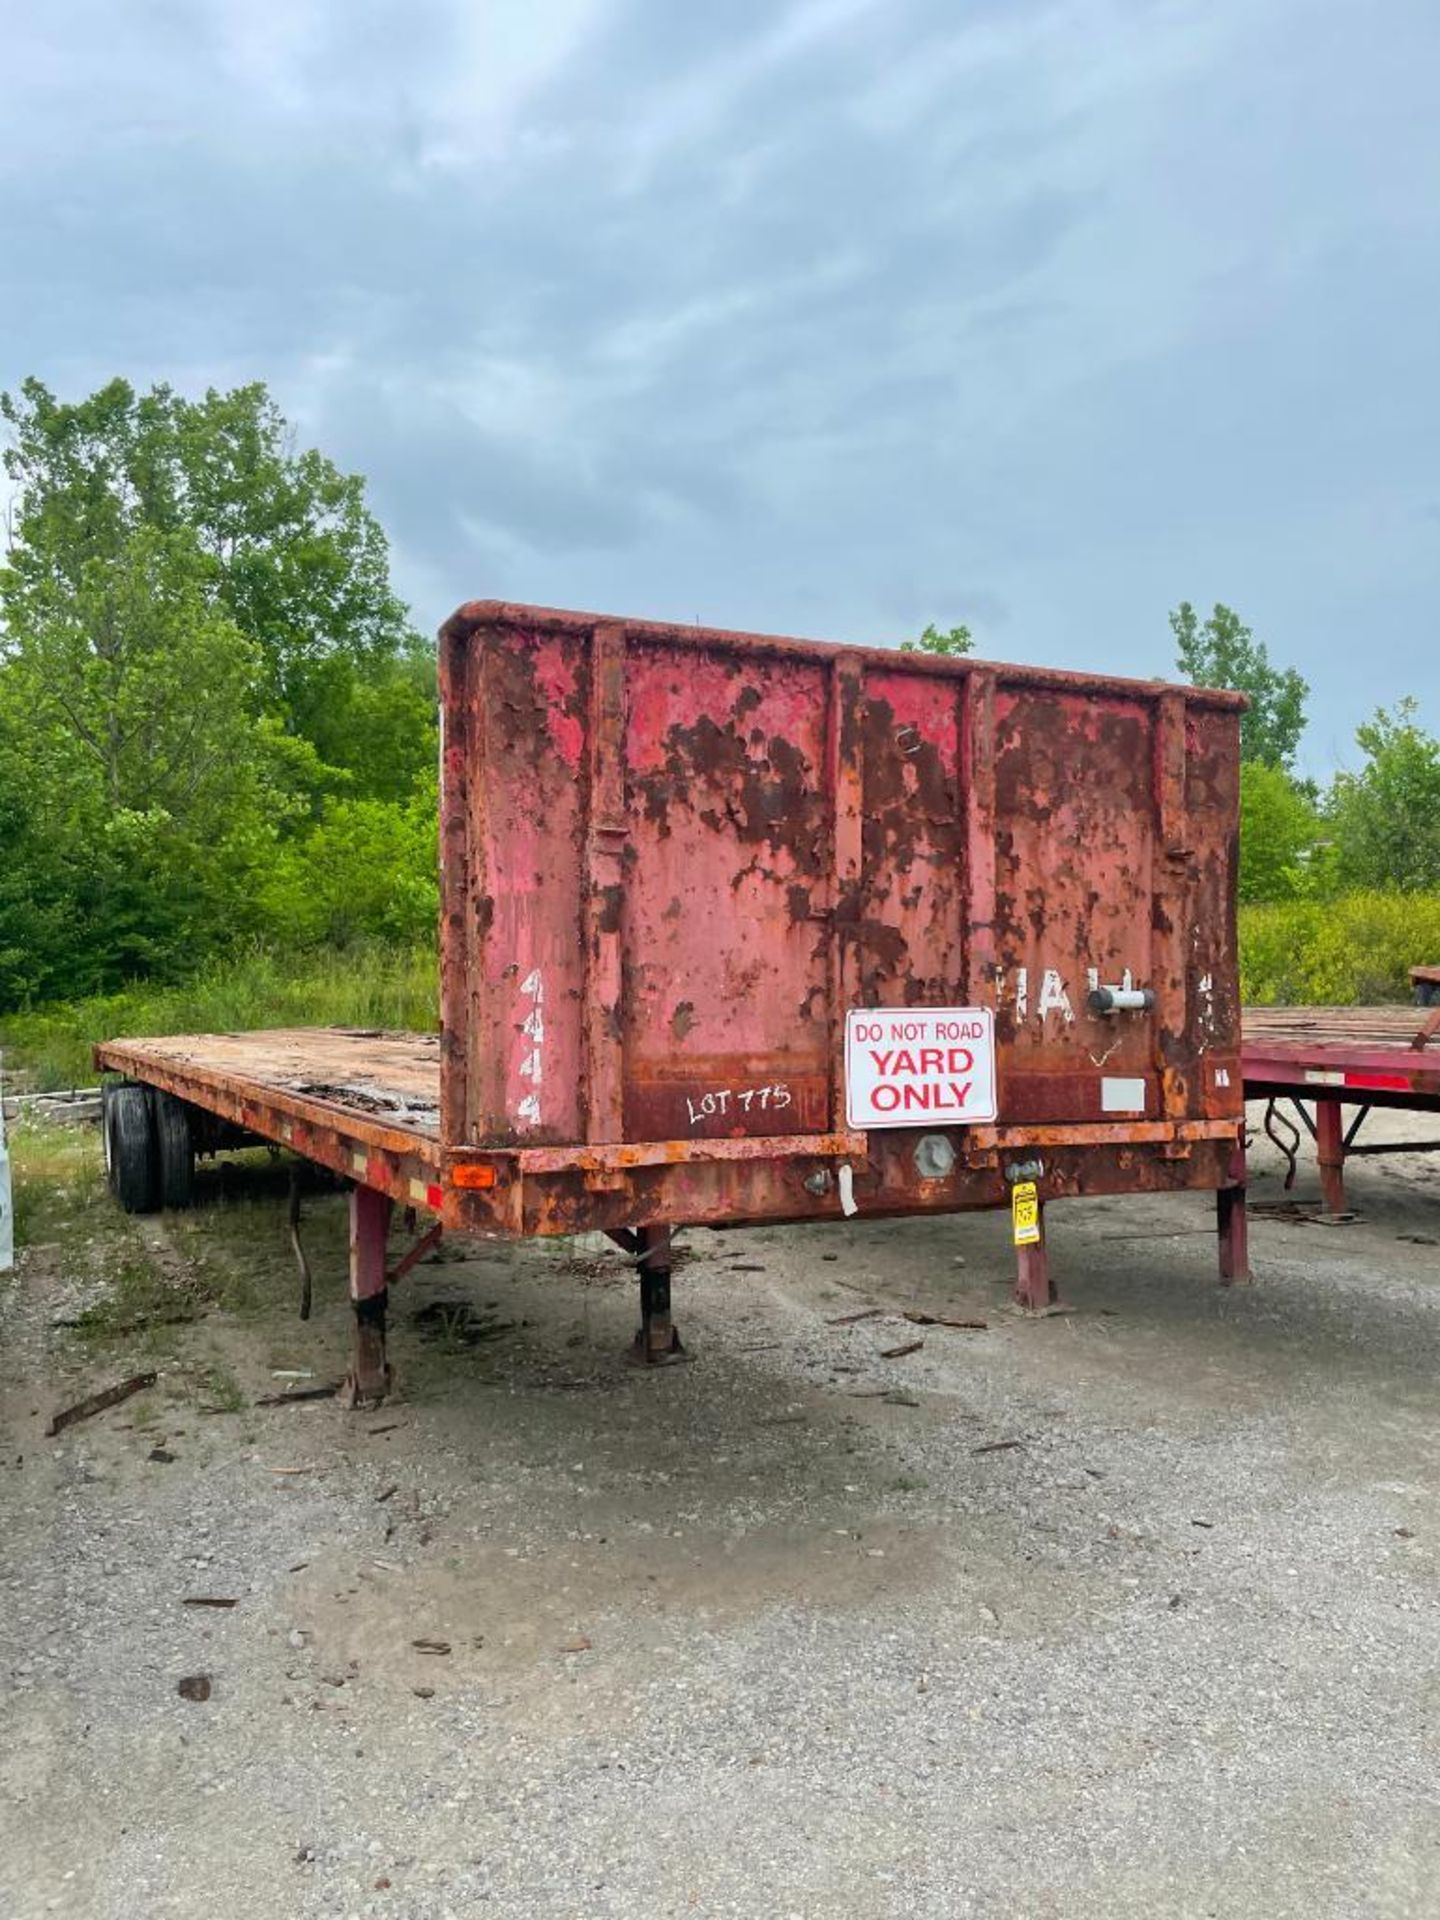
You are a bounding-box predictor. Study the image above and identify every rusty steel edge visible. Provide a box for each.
[445,1131,1243,1237]
[1242,1005,1440,1093]
[439,599,1249,713]
[93,1042,447,1217]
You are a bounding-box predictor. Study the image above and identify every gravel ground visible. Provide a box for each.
[1,1110,1438,1918]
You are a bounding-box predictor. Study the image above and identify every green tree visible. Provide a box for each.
[256,774,439,950]
[0,522,293,992]
[0,375,436,1003]
[901,621,974,657]
[1,377,426,796]
[1170,601,1307,769]
[1237,761,1319,903]
[1328,699,1440,892]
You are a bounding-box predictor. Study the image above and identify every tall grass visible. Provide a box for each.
[1239,892,1440,1005]
[1,943,436,1090]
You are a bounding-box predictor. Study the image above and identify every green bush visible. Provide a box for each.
[1238,761,1319,903]
[1240,892,1440,1005]
[254,786,438,950]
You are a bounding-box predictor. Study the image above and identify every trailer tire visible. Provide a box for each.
[105,1085,159,1214]
[154,1093,195,1210]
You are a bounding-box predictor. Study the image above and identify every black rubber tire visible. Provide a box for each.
[153,1092,195,1210]
[104,1084,159,1214]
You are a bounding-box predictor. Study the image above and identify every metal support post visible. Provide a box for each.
[1315,1098,1347,1215]
[1217,1186,1250,1283]
[629,1223,685,1364]
[346,1184,393,1406]
[1218,1132,1251,1285]
[1013,1201,1055,1311]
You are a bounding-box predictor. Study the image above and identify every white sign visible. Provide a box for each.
[1100,1076,1147,1114]
[845,1008,998,1130]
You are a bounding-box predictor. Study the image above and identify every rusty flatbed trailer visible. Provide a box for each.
[97,600,1249,1402]
[1242,1004,1440,1214]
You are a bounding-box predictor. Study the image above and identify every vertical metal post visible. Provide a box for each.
[1315,1099,1346,1214]
[826,654,864,1129]
[1217,1129,1250,1284]
[630,1223,684,1364]
[962,670,998,1006]
[1153,691,1193,1127]
[1014,1202,1054,1311]
[1217,1186,1250,1284]
[347,1184,393,1406]
[437,618,477,1150]
[583,622,629,1143]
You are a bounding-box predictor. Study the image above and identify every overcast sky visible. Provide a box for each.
[3,0,1437,775]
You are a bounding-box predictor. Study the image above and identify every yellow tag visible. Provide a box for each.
[1011,1180,1041,1247]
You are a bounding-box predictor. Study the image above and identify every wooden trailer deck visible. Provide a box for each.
[1242,1004,1440,1213]
[94,1028,448,1209]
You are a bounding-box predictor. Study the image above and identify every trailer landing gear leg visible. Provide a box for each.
[1014,1204,1055,1312]
[1316,1098,1347,1216]
[1218,1134,1251,1285]
[345,1185,392,1407]
[629,1225,685,1366]
[1217,1186,1250,1284]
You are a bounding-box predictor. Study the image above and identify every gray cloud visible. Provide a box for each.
[3,0,1439,773]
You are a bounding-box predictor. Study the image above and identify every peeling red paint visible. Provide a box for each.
[435,602,1246,1216]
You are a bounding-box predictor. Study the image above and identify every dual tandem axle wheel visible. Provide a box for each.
[102,1083,194,1213]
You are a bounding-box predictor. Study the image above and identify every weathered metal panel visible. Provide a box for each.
[439,601,1246,1184]
[991,687,1156,1115]
[856,665,965,1007]
[621,636,833,1141]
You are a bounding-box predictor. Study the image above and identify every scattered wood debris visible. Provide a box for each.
[879,1340,924,1360]
[45,1371,157,1437]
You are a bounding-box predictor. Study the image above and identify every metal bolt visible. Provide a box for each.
[913,1134,956,1180]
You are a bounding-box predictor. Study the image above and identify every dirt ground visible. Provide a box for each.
[1,1110,1438,1920]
